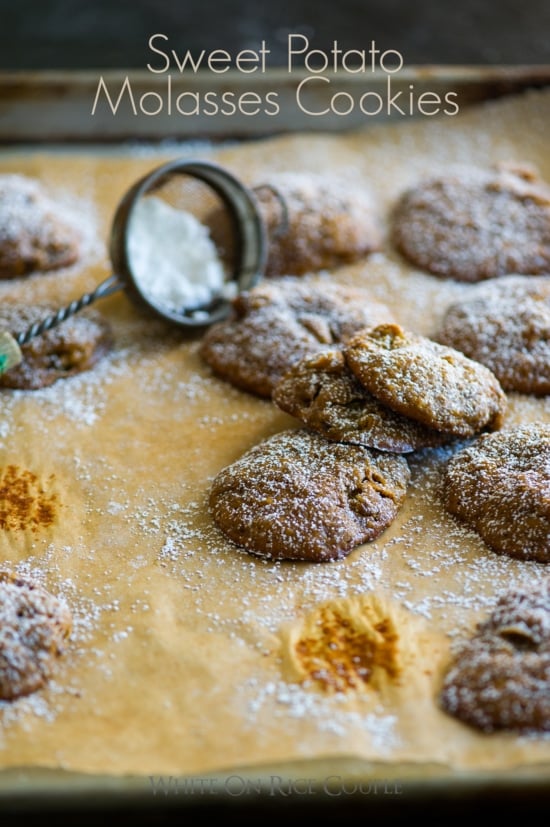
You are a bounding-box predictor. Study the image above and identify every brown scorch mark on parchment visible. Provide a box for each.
[294,604,401,693]
[0,466,58,532]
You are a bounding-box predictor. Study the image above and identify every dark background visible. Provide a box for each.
[0,0,549,70]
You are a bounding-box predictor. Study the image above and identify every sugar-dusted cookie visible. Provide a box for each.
[443,423,550,563]
[392,163,550,281]
[272,348,450,453]
[344,323,507,438]
[0,174,81,278]
[0,302,113,390]
[199,278,394,398]
[440,579,550,733]
[435,275,550,396]
[209,428,410,562]
[0,570,72,700]
[252,171,381,277]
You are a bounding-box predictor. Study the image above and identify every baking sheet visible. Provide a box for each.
[0,79,549,805]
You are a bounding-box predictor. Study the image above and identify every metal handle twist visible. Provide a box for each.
[14,275,123,347]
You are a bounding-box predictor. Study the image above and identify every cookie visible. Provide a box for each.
[440,579,550,733]
[434,275,550,396]
[252,171,381,277]
[0,302,113,390]
[391,163,550,282]
[443,424,550,562]
[199,278,394,398]
[272,348,450,453]
[0,174,81,278]
[0,570,72,700]
[344,323,507,438]
[209,428,410,562]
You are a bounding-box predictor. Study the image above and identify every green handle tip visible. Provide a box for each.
[0,331,22,375]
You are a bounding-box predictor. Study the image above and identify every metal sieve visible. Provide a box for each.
[0,158,267,374]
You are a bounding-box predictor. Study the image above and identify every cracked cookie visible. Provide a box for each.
[199,278,394,398]
[391,163,550,281]
[344,323,507,438]
[209,428,410,562]
[0,570,72,700]
[443,423,550,563]
[0,174,81,278]
[0,302,113,390]
[434,275,550,396]
[272,347,450,453]
[440,578,550,733]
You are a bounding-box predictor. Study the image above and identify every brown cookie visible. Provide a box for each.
[252,171,381,277]
[272,348,450,453]
[0,570,72,700]
[391,163,550,282]
[344,323,507,438]
[443,424,550,563]
[0,302,113,390]
[0,174,81,278]
[209,428,410,562]
[434,275,550,396]
[440,579,550,733]
[199,278,394,398]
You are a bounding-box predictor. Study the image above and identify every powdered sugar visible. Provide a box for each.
[0,88,549,773]
[242,677,399,749]
[128,195,228,312]
[0,173,102,281]
[434,274,550,396]
[0,553,129,732]
[391,163,550,282]
[440,578,550,733]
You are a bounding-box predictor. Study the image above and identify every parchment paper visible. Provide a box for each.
[0,87,549,785]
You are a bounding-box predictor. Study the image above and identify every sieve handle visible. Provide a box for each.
[0,274,123,376]
[13,274,123,349]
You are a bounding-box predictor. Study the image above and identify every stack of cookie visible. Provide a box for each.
[273,322,506,452]
[202,277,508,564]
[201,279,412,563]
